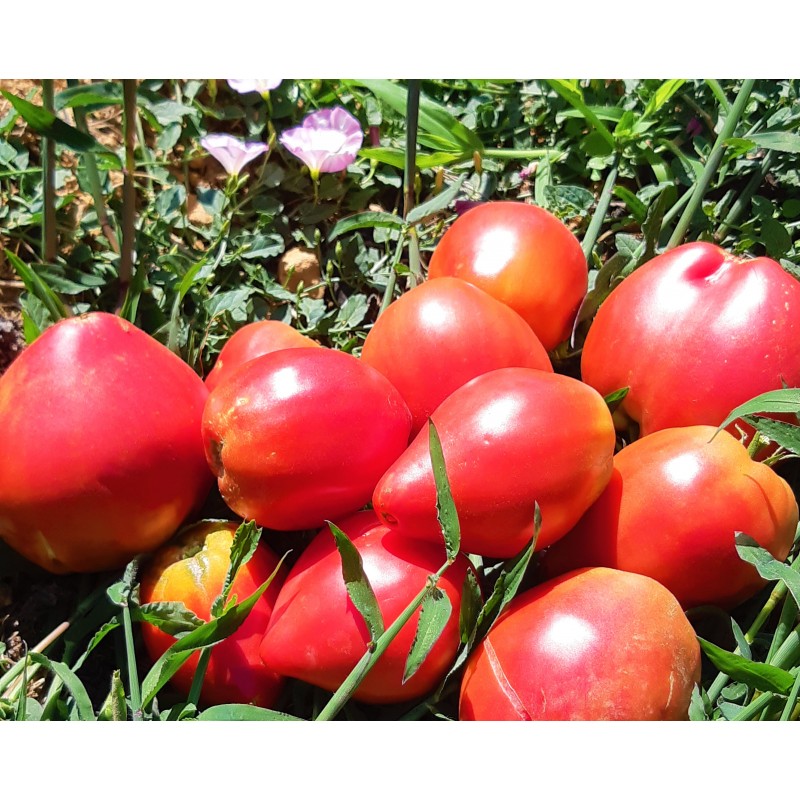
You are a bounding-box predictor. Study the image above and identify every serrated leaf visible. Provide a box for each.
[735,533,800,609]
[134,601,204,636]
[328,521,385,646]
[743,415,800,454]
[715,389,800,436]
[406,175,466,224]
[206,287,254,318]
[698,636,795,695]
[1,90,121,168]
[428,420,460,561]
[328,210,404,241]
[749,131,800,154]
[403,587,452,683]
[603,386,630,415]
[197,704,303,721]
[459,569,482,646]
[98,670,128,721]
[211,520,262,618]
[27,653,96,721]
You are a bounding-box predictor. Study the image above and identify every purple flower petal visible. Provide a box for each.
[200,133,269,176]
[227,79,282,95]
[279,106,363,179]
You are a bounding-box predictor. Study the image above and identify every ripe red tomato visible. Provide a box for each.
[202,347,412,530]
[205,320,320,394]
[539,426,799,610]
[260,511,474,703]
[427,201,587,351]
[372,368,616,558]
[459,567,701,720]
[361,277,552,438]
[140,520,286,708]
[581,242,800,439]
[0,312,213,574]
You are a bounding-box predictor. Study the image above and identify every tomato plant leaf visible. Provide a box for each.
[403,586,452,684]
[213,520,262,618]
[197,704,303,721]
[743,414,800,454]
[428,419,460,561]
[328,211,404,241]
[459,568,483,646]
[27,653,96,721]
[735,533,800,609]
[697,636,795,695]
[328,521,385,646]
[1,90,122,168]
[134,601,205,636]
[714,388,800,435]
[98,670,128,721]
[406,174,466,225]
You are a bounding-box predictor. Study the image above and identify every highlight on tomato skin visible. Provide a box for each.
[537,425,799,611]
[361,276,553,439]
[372,367,617,559]
[459,567,702,721]
[139,520,287,709]
[259,510,475,705]
[580,241,800,440]
[427,201,588,352]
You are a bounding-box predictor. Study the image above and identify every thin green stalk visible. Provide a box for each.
[121,602,142,720]
[482,147,563,162]
[732,690,775,721]
[716,150,776,241]
[41,79,57,263]
[66,79,120,254]
[186,647,212,709]
[705,80,732,115]
[315,563,451,721]
[404,80,421,286]
[666,79,755,250]
[378,228,407,316]
[660,186,693,230]
[779,670,800,721]
[581,151,620,262]
[766,588,798,664]
[118,79,137,314]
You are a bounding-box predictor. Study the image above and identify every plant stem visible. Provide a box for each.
[186,647,212,709]
[121,602,142,720]
[378,227,408,316]
[732,690,775,721]
[66,79,120,254]
[404,80,421,288]
[314,563,451,721]
[715,150,776,241]
[582,151,620,262]
[118,79,137,314]
[482,147,563,162]
[705,79,732,115]
[41,80,57,263]
[666,79,756,250]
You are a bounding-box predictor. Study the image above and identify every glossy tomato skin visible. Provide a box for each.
[259,511,473,703]
[202,347,412,530]
[459,567,701,721]
[372,368,616,559]
[427,201,587,351]
[140,521,286,708]
[0,312,213,574]
[361,277,552,438]
[204,320,320,394]
[539,426,799,610]
[581,242,800,438]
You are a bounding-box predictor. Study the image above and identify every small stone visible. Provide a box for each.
[277,247,325,299]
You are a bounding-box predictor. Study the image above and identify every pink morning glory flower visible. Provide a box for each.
[279,106,364,180]
[200,133,269,176]
[227,79,283,95]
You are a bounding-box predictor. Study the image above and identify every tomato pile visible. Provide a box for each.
[1,200,798,721]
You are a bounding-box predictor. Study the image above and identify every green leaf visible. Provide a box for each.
[743,415,800,454]
[698,637,795,695]
[27,653,96,721]
[715,389,800,435]
[5,249,70,323]
[359,146,463,170]
[459,568,483,646]
[534,153,552,209]
[197,705,303,721]
[403,587,452,683]
[735,533,800,609]
[642,79,686,119]
[134,601,204,636]
[749,131,800,154]
[98,670,128,721]
[328,210,404,241]
[55,81,123,111]
[761,217,792,258]
[1,90,121,168]
[328,521,385,646]
[406,175,466,224]
[547,80,616,151]
[688,684,710,721]
[211,520,262,617]
[428,420,460,561]
[604,386,630,415]
[613,186,647,224]
[356,79,483,154]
